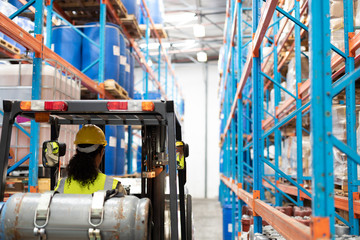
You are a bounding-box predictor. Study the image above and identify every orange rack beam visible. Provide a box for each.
[0,12,114,99]
[263,180,360,215]
[261,30,360,130]
[220,0,278,147]
[221,175,311,240]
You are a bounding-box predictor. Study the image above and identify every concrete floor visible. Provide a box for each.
[192,198,223,240]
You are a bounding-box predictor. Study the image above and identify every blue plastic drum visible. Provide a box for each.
[222,204,232,240]
[122,0,139,20]
[119,33,126,88]
[115,126,126,175]
[147,91,161,100]
[133,92,142,100]
[136,146,142,173]
[8,0,23,9]
[129,53,135,98]
[82,23,120,81]
[104,125,117,175]
[139,0,164,24]
[52,25,82,70]
[124,49,131,93]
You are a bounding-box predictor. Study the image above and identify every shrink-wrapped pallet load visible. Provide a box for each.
[0,64,81,168]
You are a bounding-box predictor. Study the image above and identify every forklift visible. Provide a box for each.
[0,99,191,239]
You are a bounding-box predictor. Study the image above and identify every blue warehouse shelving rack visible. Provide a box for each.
[0,0,184,196]
[219,0,360,239]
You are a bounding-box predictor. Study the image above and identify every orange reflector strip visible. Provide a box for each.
[35,113,50,123]
[142,102,155,111]
[20,101,31,111]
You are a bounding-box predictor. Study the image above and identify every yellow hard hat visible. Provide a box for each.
[74,124,107,146]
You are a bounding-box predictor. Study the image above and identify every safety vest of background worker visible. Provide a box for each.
[55,124,126,194]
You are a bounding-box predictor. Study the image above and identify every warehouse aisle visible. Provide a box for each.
[193,198,222,239]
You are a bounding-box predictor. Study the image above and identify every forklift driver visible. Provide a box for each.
[54,124,126,194]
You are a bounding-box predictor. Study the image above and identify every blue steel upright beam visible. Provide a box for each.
[158,45,161,92]
[165,61,168,96]
[272,12,282,206]
[98,1,106,85]
[45,0,53,48]
[343,0,359,234]
[252,0,263,234]
[127,127,133,174]
[236,0,244,236]
[294,0,303,207]
[230,15,237,237]
[172,75,175,99]
[245,102,251,192]
[144,17,149,99]
[222,1,231,208]
[29,0,45,192]
[309,0,335,237]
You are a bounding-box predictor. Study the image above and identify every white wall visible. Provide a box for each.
[134,61,220,199]
[174,62,220,199]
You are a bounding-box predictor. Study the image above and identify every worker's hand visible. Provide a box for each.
[105,189,125,200]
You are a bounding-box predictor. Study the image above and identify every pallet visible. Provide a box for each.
[5,177,27,194]
[139,24,167,39]
[55,0,127,23]
[81,86,98,100]
[120,14,143,39]
[111,0,127,18]
[104,79,129,99]
[0,37,20,56]
[335,180,348,193]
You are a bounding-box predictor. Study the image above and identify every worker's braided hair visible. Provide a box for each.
[66,144,104,187]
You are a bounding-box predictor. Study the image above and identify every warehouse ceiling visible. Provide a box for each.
[163,0,226,63]
[139,0,227,64]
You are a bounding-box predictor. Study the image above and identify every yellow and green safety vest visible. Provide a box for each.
[54,172,118,194]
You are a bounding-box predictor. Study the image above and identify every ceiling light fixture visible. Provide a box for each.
[197,51,207,62]
[193,24,205,38]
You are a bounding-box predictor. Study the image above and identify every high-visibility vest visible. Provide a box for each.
[55,172,118,194]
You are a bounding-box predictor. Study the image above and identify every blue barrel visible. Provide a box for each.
[104,125,117,175]
[136,146,142,173]
[52,25,82,70]
[82,23,120,82]
[219,151,224,173]
[8,0,23,9]
[147,91,161,100]
[115,126,126,175]
[223,204,232,240]
[129,53,135,98]
[140,0,164,24]
[180,100,185,115]
[122,0,139,20]
[119,33,126,88]
[133,92,142,100]
[124,49,131,93]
